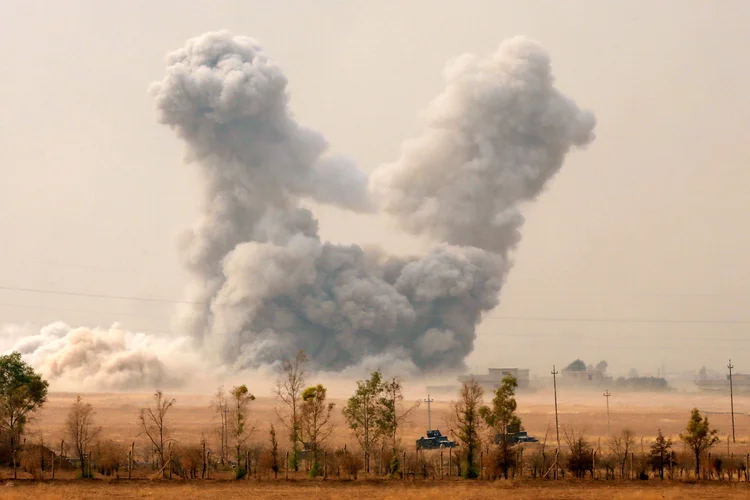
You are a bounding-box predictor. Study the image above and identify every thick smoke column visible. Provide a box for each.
[148,31,595,374]
[373,36,595,255]
[3,31,595,389]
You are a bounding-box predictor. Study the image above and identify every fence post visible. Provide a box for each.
[285,451,289,480]
[630,452,634,480]
[201,441,206,479]
[669,454,673,480]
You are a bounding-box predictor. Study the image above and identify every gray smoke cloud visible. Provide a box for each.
[5,31,595,388]
[372,36,596,255]
[148,31,594,374]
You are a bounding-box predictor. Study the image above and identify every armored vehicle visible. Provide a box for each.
[416,429,457,450]
[494,431,538,445]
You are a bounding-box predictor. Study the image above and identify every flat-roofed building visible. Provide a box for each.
[457,368,531,392]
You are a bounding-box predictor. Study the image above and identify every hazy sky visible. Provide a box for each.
[1,0,749,380]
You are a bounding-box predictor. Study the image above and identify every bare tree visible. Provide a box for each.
[274,349,308,471]
[210,386,229,464]
[379,377,418,451]
[138,390,175,476]
[563,428,594,478]
[608,428,635,478]
[229,384,256,469]
[65,395,101,477]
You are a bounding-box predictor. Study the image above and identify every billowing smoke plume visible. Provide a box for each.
[372,36,595,254]
[149,31,594,373]
[7,322,191,390]
[6,31,595,388]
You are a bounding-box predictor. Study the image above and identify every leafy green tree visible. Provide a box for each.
[680,408,719,476]
[452,378,483,479]
[565,359,586,372]
[342,370,384,473]
[300,384,335,476]
[229,384,256,472]
[479,375,521,478]
[268,424,280,479]
[648,429,676,479]
[0,352,48,476]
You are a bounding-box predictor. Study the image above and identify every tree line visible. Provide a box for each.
[451,377,727,481]
[0,350,738,482]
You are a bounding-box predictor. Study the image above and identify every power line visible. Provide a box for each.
[482,316,750,325]
[3,317,750,347]
[2,284,750,325]
[0,285,202,305]
[0,301,172,321]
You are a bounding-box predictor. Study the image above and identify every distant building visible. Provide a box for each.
[457,368,531,391]
[697,373,750,393]
[560,366,613,386]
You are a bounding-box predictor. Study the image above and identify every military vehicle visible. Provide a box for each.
[493,431,538,445]
[416,429,457,450]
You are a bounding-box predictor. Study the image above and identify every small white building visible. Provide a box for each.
[457,367,531,392]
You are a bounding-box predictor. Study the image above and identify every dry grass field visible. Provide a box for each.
[21,389,750,451]
[3,388,750,498]
[2,480,750,500]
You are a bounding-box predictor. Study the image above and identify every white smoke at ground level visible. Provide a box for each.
[4,322,199,391]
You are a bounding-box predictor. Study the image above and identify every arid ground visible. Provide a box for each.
[2,480,750,500]
[21,389,750,452]
[3,389,750,498]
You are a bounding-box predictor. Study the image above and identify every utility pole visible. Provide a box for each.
[219,407,225,464]
[552,366,560,447]
[603,389,611,435]
[552,365,560,480]
[729,359,736,443]
[424,394,434,431]
[222,406,230,464]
